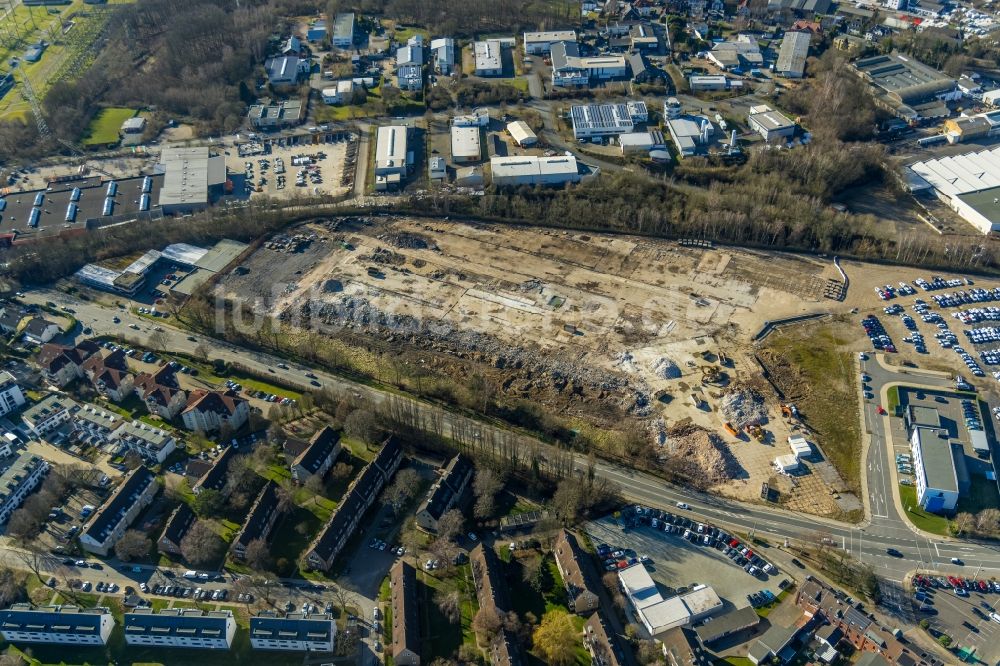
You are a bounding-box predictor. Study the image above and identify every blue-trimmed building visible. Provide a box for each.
[250,612,336,652]
[0,604,114,645]
[124,608,236,649]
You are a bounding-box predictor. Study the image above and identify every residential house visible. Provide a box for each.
[192,445,238,495]
[290,426,341,483]
[21,394,77,438]
[553,529,600,614]
[490,631,523,666]
[109,420,176,464]
[280,36,304,56]
[584,612,635,666]
[0,454,48,524]
[134,365,186,420]
[0,371,25,417]
[157,503,195,556]
[21,318,60,345]
[250,612,336,652]
[37,340,101,387]
[390,561,420,666]
[181,390,249,434]
[796,578,942,665]
[123,608,236,649]
[747,624,799,665]
[232,481,283,559]
[72,405,123,446]
[0,305,26,336]
[415,454,473,533]
[82,350,134,403]
[0,604,114,646]
[79,466,158,556]
[305,438,402,571]
[264,56,310,85]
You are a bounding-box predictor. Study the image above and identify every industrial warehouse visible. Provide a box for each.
[570,102,649,139]
[908,145,1000,234]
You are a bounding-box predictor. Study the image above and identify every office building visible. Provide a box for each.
[474,40,503,76]
[523,31,577,54]
[332,13,355,48]
[910,427,960,513]
[551,41,627,87]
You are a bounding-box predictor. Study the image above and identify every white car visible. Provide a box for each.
[859,352,867,360]
[676,502,690,510]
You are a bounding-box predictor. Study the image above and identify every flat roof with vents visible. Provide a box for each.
[375,126,409,175]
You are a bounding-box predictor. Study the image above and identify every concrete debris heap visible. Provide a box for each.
[664,423,743,486]
[719,386,767,428]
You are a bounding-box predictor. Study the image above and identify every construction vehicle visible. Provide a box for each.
[745,423,765,442]
[780,403,800,419]
[724,422,738,437]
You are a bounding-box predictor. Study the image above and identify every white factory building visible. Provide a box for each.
[474,40,503,76]
[523,30,577,54]
[907,146,1000,234]
[666,116,714,157]
[374,125,411,191]
[506,120,538,147]
[618,130,666,155]
[570,102,647,139]
[747,105,797,142]
[689,75,729,91]
[490,155,580,186]
[618,565,723,638]
[451,125,482,163]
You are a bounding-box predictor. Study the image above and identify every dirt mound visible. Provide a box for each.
[665,423,743,486]
[650,357,681,379]
[719,385,768,428]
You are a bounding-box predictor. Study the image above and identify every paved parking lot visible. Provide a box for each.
[583,515,782,611]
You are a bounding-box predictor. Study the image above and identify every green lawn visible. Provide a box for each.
[81,107,138,146]
[418,564,478,661]
[898,484,951,535]
[886,385,900,414]
[762,322,861,494]
[497,77,529,93]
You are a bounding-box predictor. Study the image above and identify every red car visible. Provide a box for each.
[979,580,989,592]
[729,538,740,548]
[876,405,887,415]
[947,576,960,587]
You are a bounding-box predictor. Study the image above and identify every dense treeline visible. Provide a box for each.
[325,0,577,35]
[0,0,288,162]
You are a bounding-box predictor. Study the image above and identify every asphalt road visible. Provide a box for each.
[22,289,1000,584]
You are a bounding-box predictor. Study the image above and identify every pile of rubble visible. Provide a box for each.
[665,423,742,486]
[719,386,767,428]
[650,357,681,380]
[286,294,650,419]
[379,232,437,251]
[365,247,406,265]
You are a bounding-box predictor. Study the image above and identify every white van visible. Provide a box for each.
[183,570,198,579]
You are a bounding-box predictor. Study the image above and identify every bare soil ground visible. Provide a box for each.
[212,215,1000,517]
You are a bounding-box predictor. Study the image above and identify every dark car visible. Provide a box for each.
[886,548,903,558]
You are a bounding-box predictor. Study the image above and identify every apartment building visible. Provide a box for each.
[21,394,77,438]
[232,481,283,560]
[250,612,337,652]
[415,454,473,533]
[36,340,101,387]
[0,371,25,417]
[109,420,176,464]
[0,604,114,646]
[181,390,249,433]
[158,503,195,556]
[72,405,123,446]
[290,426,341,483]
[305,438,402,571]
[553,529,601,614]
[80,466,158,556]
[123,608,236,649]
[0,454,48,524]
[134,365,186,420]
[391,561,420,666]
